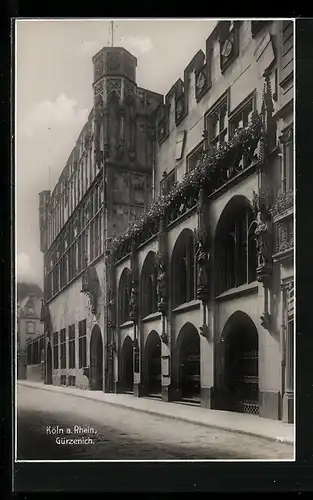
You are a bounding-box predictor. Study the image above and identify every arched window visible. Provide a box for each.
[118,268,131,325]
[171,229,196,308]
[215,197,257,295]
[141,252,158,318]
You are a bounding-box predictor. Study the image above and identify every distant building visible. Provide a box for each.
[39,20,294,423]
[17,292,44,381]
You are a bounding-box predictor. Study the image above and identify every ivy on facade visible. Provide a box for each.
[111,111,263,255]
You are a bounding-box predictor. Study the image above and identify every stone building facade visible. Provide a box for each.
[39,20,294,422]
[17,293,44,380]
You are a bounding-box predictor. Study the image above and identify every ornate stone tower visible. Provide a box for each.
[92,46,163,238]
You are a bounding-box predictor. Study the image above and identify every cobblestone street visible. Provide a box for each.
[17,385,293,460]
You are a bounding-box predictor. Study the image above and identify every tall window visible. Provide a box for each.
[53,332,59,369]
[90,215,101,262]
[141,252,158,318]
[229,94,255,138]
[79,319,87,368]
[26,321,35,334]
[172,229,196,307]
[281,127,293,193]
[215,199,257,295]
[206,96,228,148]
[60,328,66,369]
[119,268,131,324]
[68,324,76,369]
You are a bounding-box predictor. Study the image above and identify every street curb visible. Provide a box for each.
[18,382,294,446]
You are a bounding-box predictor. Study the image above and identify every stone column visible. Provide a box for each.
[283,282,294,423]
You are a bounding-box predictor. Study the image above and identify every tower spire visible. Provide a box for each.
[111,20,114,47]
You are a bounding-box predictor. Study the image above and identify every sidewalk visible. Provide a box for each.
[17,381,295,445]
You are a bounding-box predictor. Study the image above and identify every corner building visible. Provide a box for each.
[39,20,294,423]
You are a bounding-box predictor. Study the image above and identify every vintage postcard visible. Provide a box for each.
[14,17,295,477]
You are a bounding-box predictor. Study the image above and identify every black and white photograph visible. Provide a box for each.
[15,18,295,465]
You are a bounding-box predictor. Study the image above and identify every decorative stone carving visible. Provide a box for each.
[260,311,271,331]
[254,210,272,274]
[199,324,210,339]
[175,94,185,123]
[94,80,104,97]
[160,331,169,344]
[94,54,104,80]
[107,78,121,99]
[107,286,116,328]
[129,280,138,321]
[125,81,135,99]
[155,251,168,314]
[194,227,211,302]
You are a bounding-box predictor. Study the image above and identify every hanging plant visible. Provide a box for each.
[111,112,263,255]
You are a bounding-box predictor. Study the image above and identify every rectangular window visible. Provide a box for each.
[53,332,59,369]
[282,129,294,193]
[27,306,34,316]
[187,142,204,172]
[79,319,87,368]
[206,96,228,148]
[175,131,186,161]
[280,20,294,85]
[229,95,255,138]
[160,169,176,195]
[68,324,76,369]
[26,321,35,334]
[60,328,66,369]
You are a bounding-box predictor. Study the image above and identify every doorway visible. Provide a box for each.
[90,325,103,391]
[121,336,134,393]
[145,330,161,397]
[177,323,201,402]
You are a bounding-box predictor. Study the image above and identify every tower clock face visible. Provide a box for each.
[222,39,233,58]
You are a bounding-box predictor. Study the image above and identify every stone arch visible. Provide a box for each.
[140,251,158,318]
[216,311,259,414]
[176,322,201,401]
[171,228,196,307]
[214,195,257,295]
[120,335,134,392]
[144,330,161,396]
[89,324,103,391]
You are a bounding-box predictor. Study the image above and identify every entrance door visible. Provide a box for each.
[90,325,103,391]
[178,324,200,401]
[145,331,161,396]
[121,336,134,392]
[46,342,52,385]
[224,312,259,414]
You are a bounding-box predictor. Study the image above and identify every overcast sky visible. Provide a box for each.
[16,18,216,286]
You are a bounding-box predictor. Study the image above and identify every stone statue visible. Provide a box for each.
[196,240,210,289]
[129,280,138,319]
[254,210,271,268]
[156,253,167,304]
